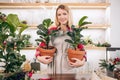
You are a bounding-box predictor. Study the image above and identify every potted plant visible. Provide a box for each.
[35,18,58,57]
[65,16,92,62]
[0,12,28,79]
[95,42,111,47]
[99,58,120,77]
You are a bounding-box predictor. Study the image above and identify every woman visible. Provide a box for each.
[35,4,86,74]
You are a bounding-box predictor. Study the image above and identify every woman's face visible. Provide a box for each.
[57,8,69,25]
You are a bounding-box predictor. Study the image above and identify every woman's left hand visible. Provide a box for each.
[69,58,85,67]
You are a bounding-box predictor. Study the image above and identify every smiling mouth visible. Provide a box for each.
[61,20,67,22]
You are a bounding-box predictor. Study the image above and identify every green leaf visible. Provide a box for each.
[6,14,19,32]
[80,22,92,27]
[35,39,44,42]
[43,18,53,28]
[78,16,92,27]
[37,30,47,36]
[0,52,3,58]
[65,39,73,44]
[78,16,88,26]
[37,24,48,33]
[0,22,11,33]
[67,32,74,38]
[18,23,28,35]
[37,24,44,29]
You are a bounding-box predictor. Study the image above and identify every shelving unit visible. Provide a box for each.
[0,1,111,50]
[0,3,110,9]
[0,2,111,28]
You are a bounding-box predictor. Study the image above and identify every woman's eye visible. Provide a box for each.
[63,13,67,15]
[57,14,61,16]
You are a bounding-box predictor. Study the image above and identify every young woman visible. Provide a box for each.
[35,4,86,74]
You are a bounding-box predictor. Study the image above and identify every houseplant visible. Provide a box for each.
[65,16,92,62]
[99,57,120,77]
[35,18,58,57]
[0,12,28,79]
[95,42,111,47]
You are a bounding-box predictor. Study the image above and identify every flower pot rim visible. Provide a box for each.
[40,46,56,49]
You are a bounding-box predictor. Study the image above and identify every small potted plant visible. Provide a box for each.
[35,18,58,57]
[99,57,120,77]
[65,16,92,62]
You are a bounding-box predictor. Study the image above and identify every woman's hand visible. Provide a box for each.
[35,48,53,64]
[68,58,85,67]
[37,56,53,64]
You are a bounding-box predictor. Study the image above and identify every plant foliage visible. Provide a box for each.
[0,12,28,74]
[65,16,92,50]
[35,18,58,49]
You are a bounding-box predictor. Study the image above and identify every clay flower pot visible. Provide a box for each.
[39,46,56,57]
[67,48,85,63]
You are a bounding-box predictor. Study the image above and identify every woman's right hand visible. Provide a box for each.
[37,56,53,64]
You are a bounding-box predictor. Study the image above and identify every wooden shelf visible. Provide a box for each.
[27,24,111,29]
[86,24,111,29]
[21,46,106,50]
[22,46,36,50]
[85,46,106,50]
[0,3,110,9]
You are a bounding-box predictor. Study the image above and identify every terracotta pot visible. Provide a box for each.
[67,48,85,63]
[39,46,56,57]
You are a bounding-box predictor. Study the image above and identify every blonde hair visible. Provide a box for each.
[55,4,73,27]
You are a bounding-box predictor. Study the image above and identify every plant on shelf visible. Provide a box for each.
[95,42,111,47]
[35,18,58,57]
[83,36,94,46]
[22,34,32,47]
[65,16,92,62]
[99,57,120,72]
[0,12,28,79]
